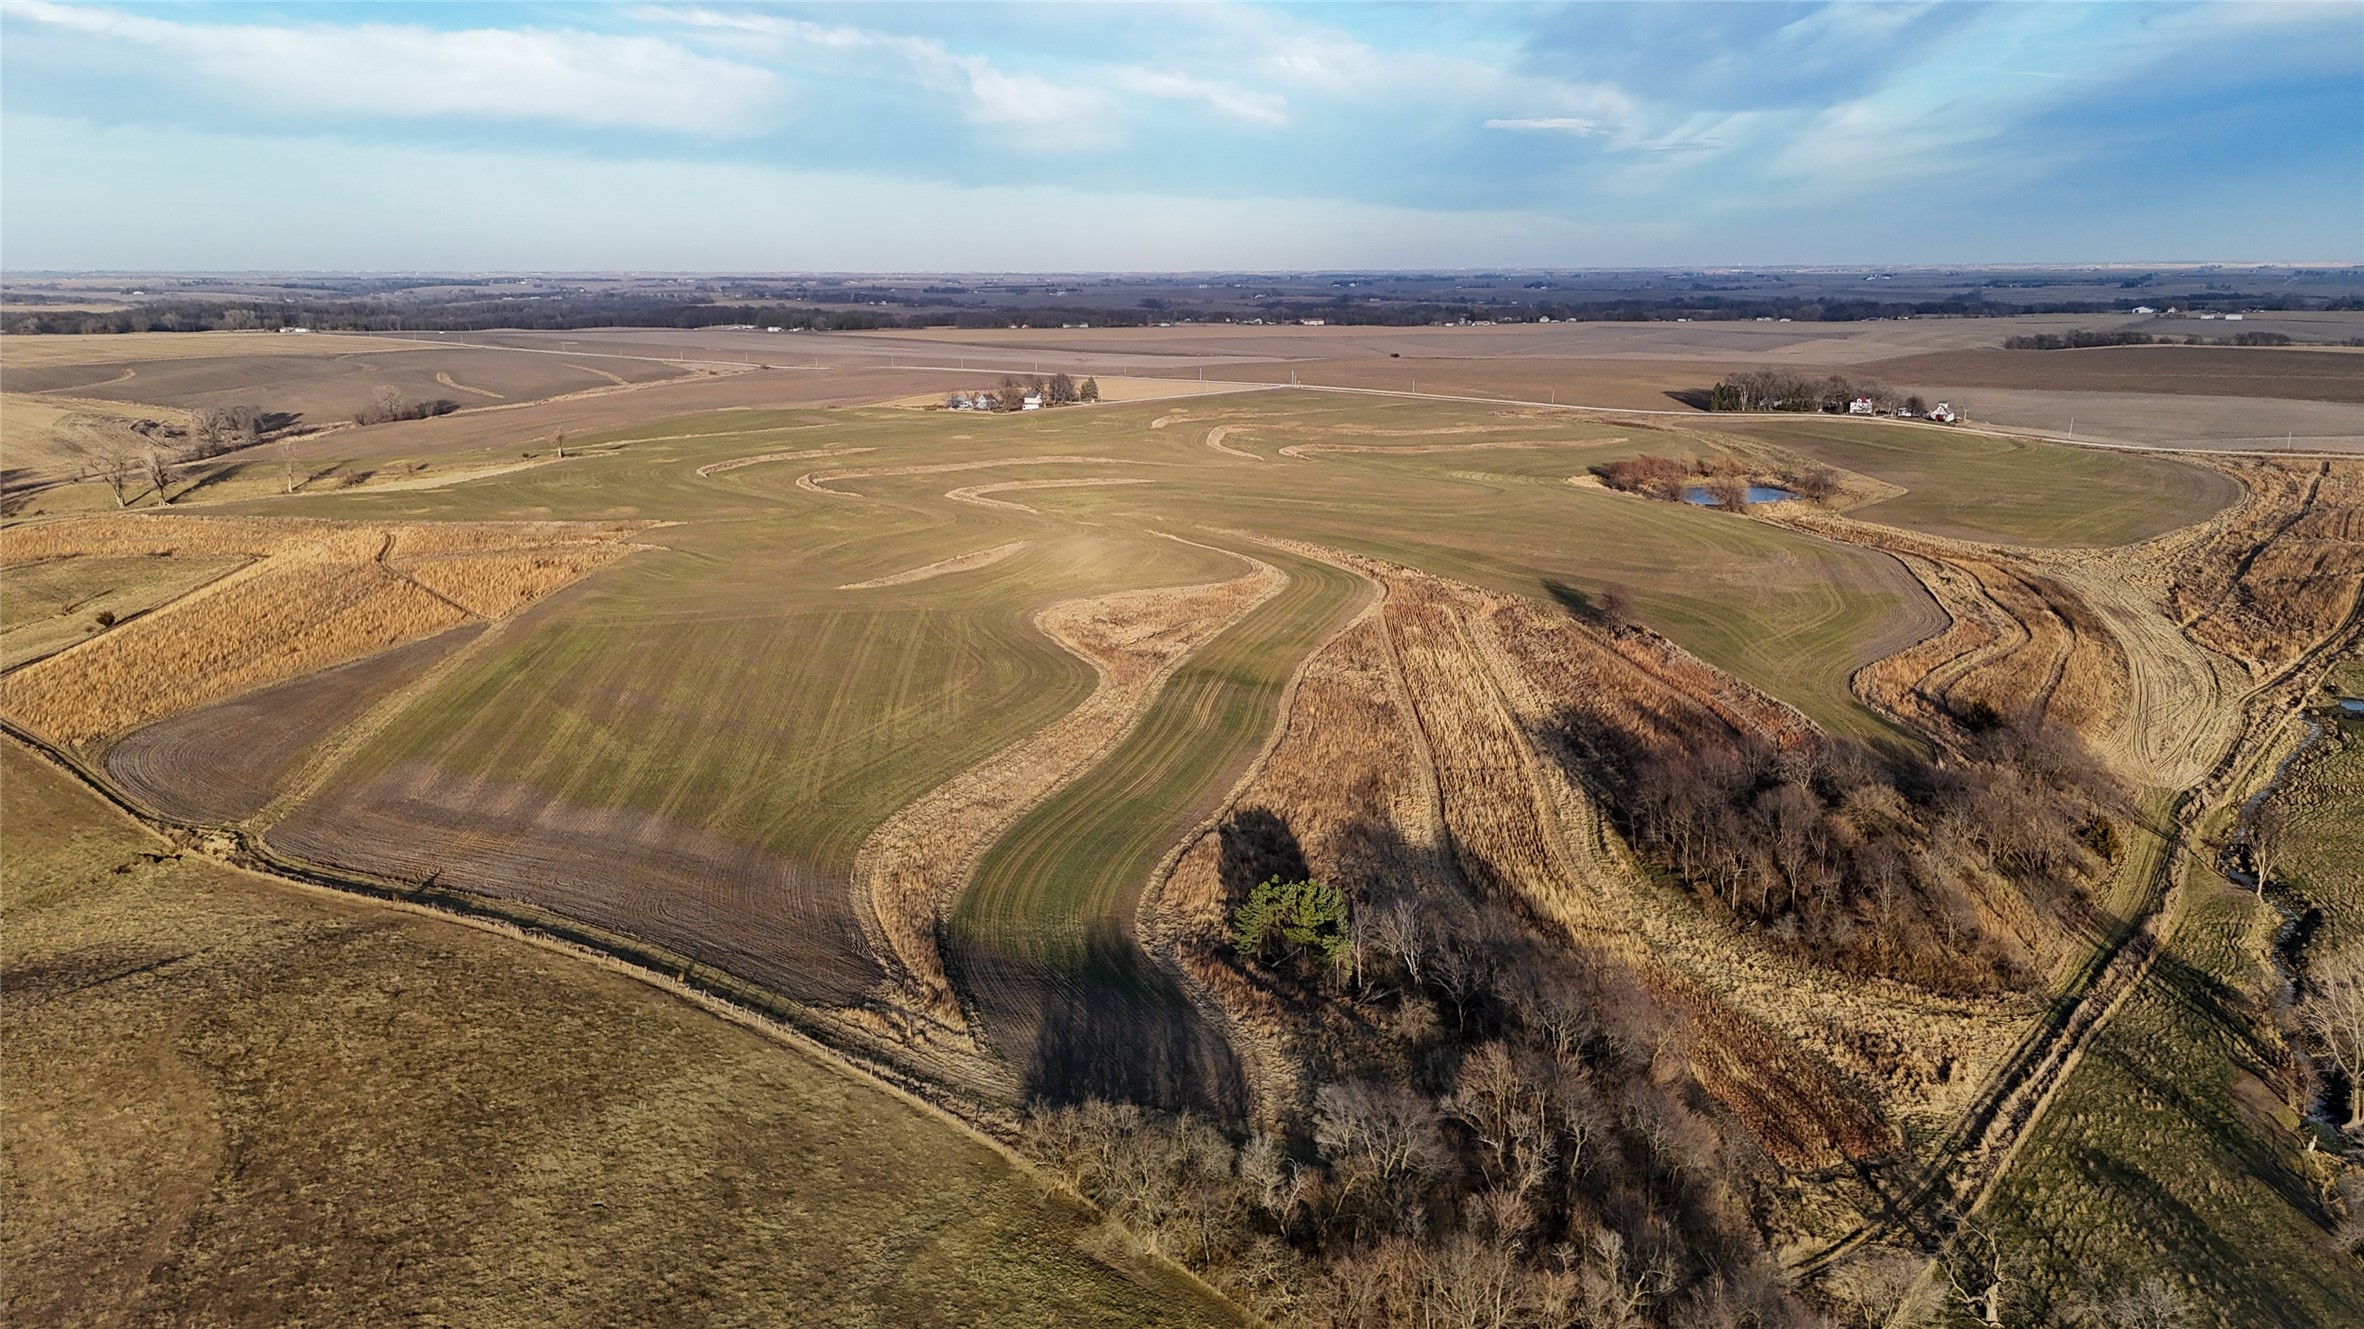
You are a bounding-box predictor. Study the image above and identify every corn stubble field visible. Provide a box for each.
[4,350,2361,1327]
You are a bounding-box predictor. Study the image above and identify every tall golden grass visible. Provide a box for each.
[1157,543,1911,1166]
[2171,459,2364,671]
[0,514,644,744]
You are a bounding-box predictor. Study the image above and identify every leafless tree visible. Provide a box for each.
[91,438,142,507]
[2302,940,2364,1134]
[1371,898,1428,987]
[1314,1080,1448,1234]
[142,448,171,504]
[2245,796,2287,897]
[1938,1223,2016,1326]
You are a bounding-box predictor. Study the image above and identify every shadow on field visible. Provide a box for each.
[1217,804,1309,896]
[951,919,1247,1119]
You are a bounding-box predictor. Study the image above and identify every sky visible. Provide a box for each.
[2,1,2358,271]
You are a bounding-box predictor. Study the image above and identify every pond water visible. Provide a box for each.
[2340,698,2363,714]
[1684,485,1797,506]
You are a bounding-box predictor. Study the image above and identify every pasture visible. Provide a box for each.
[1714,415,2241,546]
[0,742,1238,1328]
[0,552,243,668]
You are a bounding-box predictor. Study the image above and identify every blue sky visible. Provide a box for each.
[3,1,2357,270]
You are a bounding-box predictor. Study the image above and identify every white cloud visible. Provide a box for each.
[1484,117,1600,135]
[2,0,777,134]
[0,114,1623,270]
[1113,68,1289,126]
[649,6,1116,143]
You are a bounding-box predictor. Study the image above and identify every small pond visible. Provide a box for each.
[1684,485,1796,506]
[2340,698,2363,715]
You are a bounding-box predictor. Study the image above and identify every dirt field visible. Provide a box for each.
[1867,345,2364,404]
[103,625,485,824]
[0,742,1242,1329]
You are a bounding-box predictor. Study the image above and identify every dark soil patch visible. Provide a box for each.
[103,625,484,824]
[267,765,882,1006]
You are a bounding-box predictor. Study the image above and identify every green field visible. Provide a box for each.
[1713,415,2241,546]
[0,742,1238,1328]
[0,554,245,668]
[959,544,1366,973]
[1978,705,2364,1326]
[949,543,1368,1104]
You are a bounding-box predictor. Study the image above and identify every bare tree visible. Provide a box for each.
[142,449,171,504]
[2245,796,2287,897]
[92,438,142,507]
[1938,1223,2016,1326]
[1372,898,1428,987]
[1822,1249,1933,1328]
[1313,1080,1448,1234]
[2068,1274,2196,1328]
[2303,940,2364,1134]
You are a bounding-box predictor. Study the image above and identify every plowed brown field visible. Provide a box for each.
[103,625,484,825]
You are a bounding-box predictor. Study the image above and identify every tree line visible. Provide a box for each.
[955,373,1099,410]
[1702,371,1928,416]
[2005,327,2298,349]
[1552,707,2128,996]
[1026,863,1816,1327]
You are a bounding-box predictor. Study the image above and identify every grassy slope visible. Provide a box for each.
[1131,404,1938,741]
[0,742,1238,1329]
[1714,415,2240,546]
[271,427,1243,880]
[0,554,244,668]
[1978,705,2364,1326]
[955,544,1368,969]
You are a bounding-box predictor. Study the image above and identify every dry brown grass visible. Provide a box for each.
[0,514,643,744]
[1775,510,2130,744]
[694,445,869,477]
[0,742,1242,1329]
[2169,458,2364,673]
[854,558,1286,1035]
[1157,542,1953,1169]
[944,477,1155,512]
[839,541,1030,590]
[392,547,631,618]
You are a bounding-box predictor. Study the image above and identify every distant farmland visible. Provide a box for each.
[6,336,2357,1326]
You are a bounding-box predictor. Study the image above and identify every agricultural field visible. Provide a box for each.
[1711,415,2242,546]
[5,337,2359,1327]
[0,343,689,422]
[0,743,1238,1328]
[0,552,245,668]
[1868,345,2364,405]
